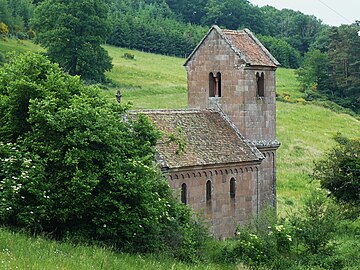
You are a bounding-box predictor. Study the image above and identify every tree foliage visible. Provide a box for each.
[296,49,329,96]
[0,0,34,38]
[31,0,113,82]
[326,25,360,113]
[107,0,207,57]
[314,135,360,205]
[201,0,264,34]
[0,53,205,259]
[258,35,301,69]
[296,25,360,113]
[260,6,324,55]
[105,0,325,59]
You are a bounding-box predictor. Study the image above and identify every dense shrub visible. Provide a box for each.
[0,22,9,38]
[314,135,360,207]
[289,191,339,255]
[0,52,205,261]
[217,193,343,269]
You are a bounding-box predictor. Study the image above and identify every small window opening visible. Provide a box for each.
[256,72,265,97]
[181,183,187,204]
[209,72,222,97]
[206,180,212,202]
[230,178,236,199]
[217,72,222,97]
[209,72,215,97]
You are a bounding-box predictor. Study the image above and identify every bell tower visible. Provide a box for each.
[185,25,280,208]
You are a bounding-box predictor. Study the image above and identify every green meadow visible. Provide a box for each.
[0,228,233,270]
[1,39,360,269]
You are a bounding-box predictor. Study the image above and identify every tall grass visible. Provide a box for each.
[0,228,232,270]
[0,38,43,55]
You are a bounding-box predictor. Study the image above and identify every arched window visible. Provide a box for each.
[209,72,222,97]
[217,72,222,97]
[256,72,265,97]
[230,178,236,199]
[209,72,215,97]
[206,180,212,202]
[181,183,187,204]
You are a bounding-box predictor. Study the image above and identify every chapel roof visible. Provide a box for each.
[184,25,279,68]
[133,110,262,169]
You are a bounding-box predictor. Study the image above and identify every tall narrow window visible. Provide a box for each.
[181,183,187,204]
[217,72,222,97]
[256,72,265,97]
[230,178,236,199]
[206,180,212,202]
[209,73,215,97]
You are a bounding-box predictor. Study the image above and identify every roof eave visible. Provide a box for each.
[161,159,263,173]
[243,28,280,67]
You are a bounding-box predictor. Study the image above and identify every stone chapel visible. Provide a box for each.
[138,25,280,238]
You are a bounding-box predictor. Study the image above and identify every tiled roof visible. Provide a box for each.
[135,110,261,169]
[184,25,279,68]
[222,29,279,67]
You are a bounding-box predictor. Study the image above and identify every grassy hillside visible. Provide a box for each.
[0,38,43,55]
[104,46,188,109]
[1,40,360,268]
[0,228,232,270]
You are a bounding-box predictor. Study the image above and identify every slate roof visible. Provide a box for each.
[184,25,279,68]
[135,110,262,169]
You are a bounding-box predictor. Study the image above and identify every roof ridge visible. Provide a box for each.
[129,109,202,114]
[184,25,278,67]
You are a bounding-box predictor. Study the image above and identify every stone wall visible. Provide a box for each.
[167,164,260,239]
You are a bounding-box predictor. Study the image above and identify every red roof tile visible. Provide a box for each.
[222,29,278,67]
[184,25,279,68]
[136,110,261,169]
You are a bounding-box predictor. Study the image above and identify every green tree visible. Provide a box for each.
[326,25,360,113]
[166,0,208,24]
[296,49,329,98]
[202,0,264,33]
[314,135,360,205]
[260,6,324,55]
[258,35,301,68]
[290,191,338,255]
[0,53,205,259]
[31,0,112,82]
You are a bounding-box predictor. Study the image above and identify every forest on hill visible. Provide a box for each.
[1,0,359,113]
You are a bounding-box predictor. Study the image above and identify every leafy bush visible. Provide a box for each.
[0,22,9,38]
[0,51,5,65]
[314,135,360,206]
[122,52,135,60]
[217,208,295,269]
[0,52,205,261]
[289,190,339,254]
